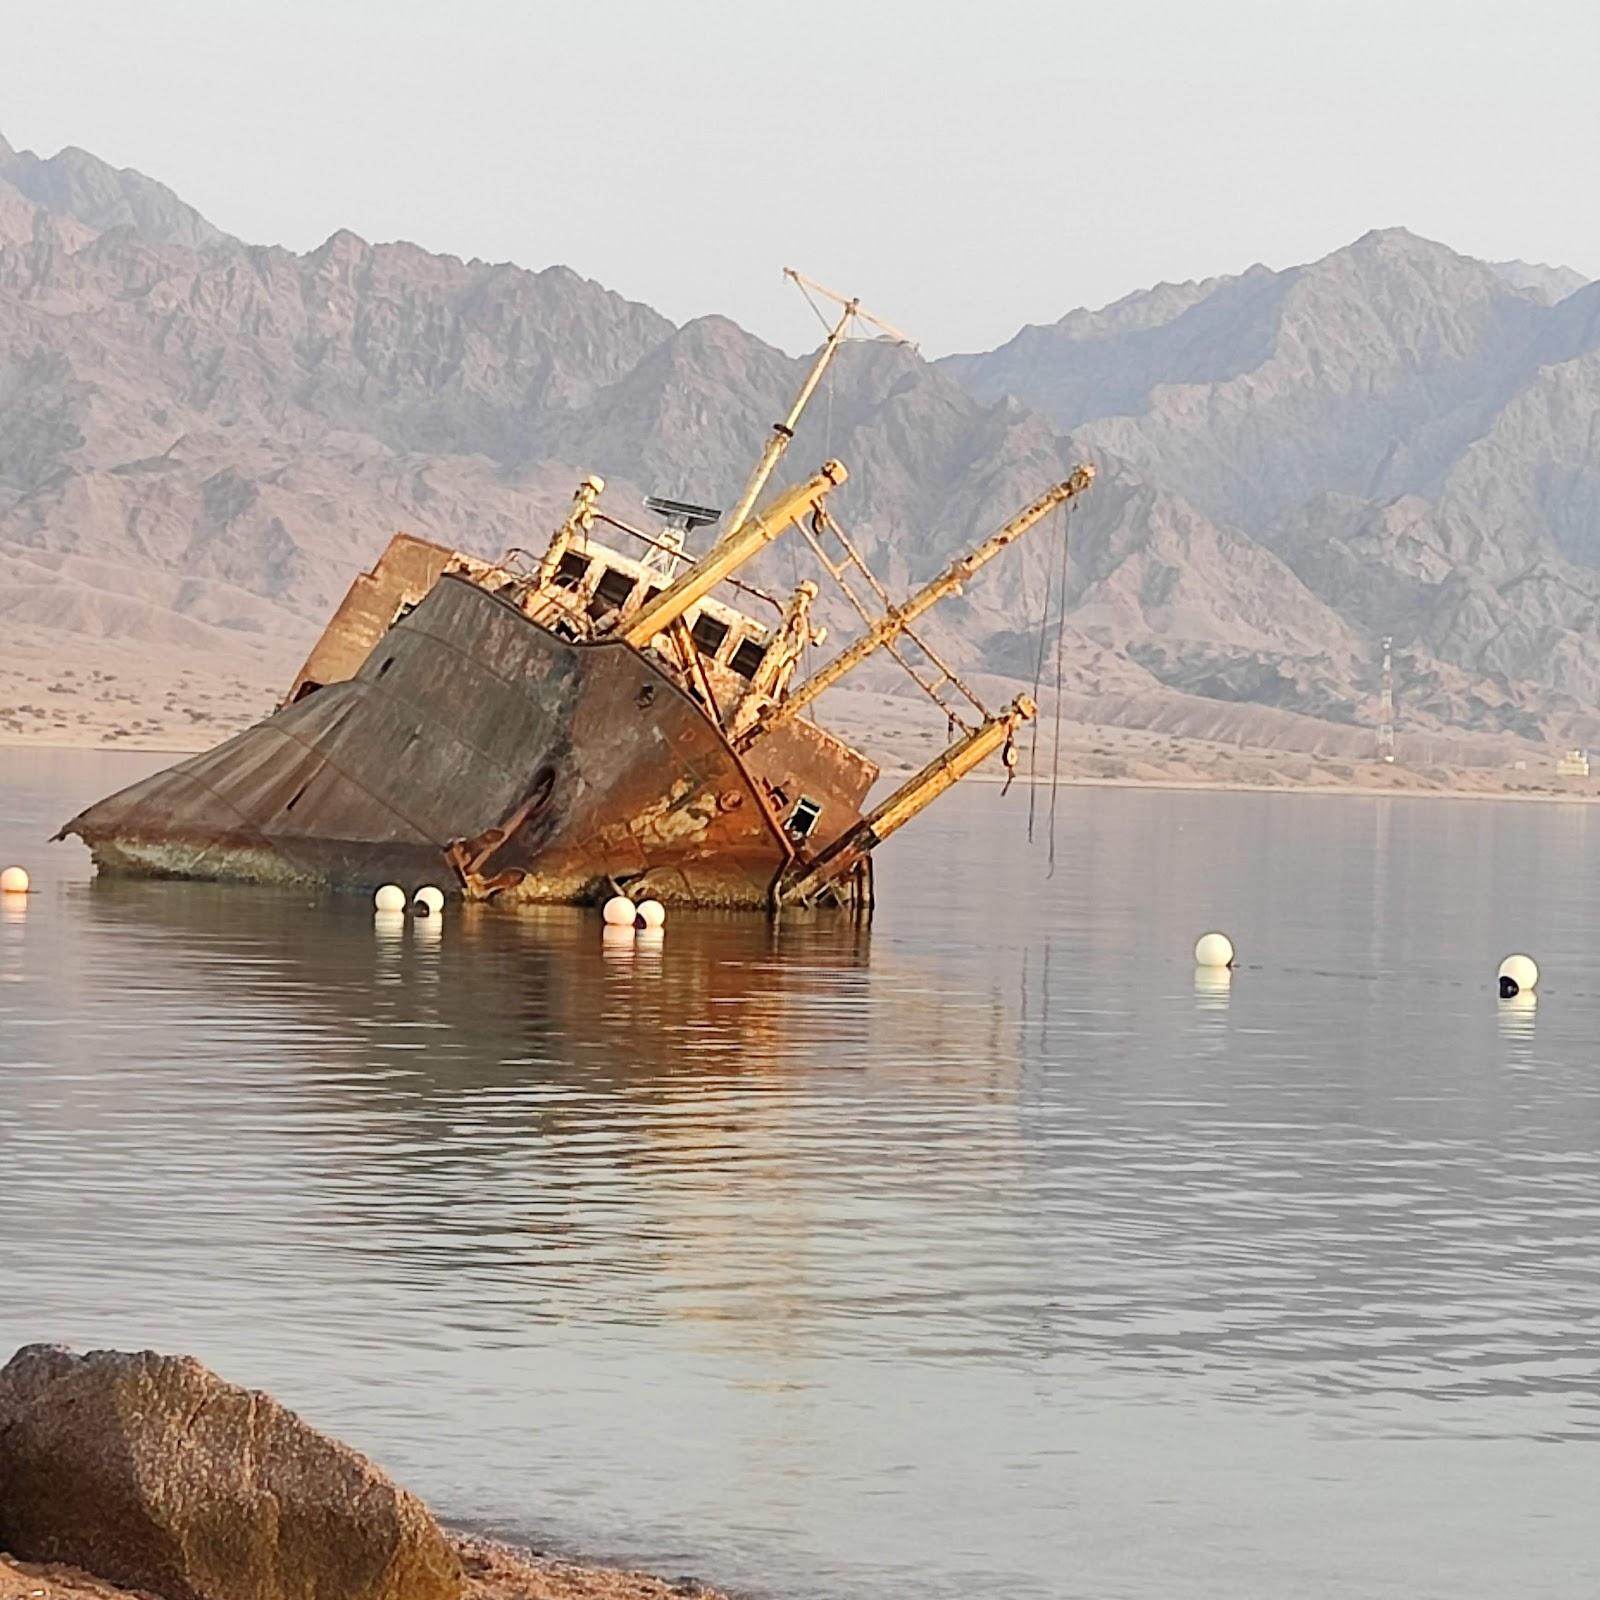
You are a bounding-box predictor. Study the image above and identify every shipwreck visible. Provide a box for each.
[61,275,1095,912]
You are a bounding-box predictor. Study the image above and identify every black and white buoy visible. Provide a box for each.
[1498,954,1538,999]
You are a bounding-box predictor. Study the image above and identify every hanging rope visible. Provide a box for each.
[1046,503,1072,878]
[1026,506,1058,843]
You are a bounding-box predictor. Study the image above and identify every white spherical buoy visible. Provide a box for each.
[636,899,666,930]
[373,883,407,913]
[0,865,30,895]
[602,895,637,927]
[1498,953,1538,996]
[1194,931,1235,969]
[413,885,446,916]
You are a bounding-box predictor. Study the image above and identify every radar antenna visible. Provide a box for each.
[642,495,721,580]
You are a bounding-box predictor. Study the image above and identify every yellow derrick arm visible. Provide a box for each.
[619,462,848,649]
[780,695,1036,906]
[737,466,1094,748]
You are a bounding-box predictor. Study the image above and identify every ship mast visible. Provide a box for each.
[605,273,905,650]
[720,270,913,540]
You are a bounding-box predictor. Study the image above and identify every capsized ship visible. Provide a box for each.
[60,275,1095,912]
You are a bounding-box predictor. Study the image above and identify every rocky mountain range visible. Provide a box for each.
[3,127,1598,759]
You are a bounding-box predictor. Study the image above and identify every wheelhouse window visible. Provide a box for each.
[729,637,766,680]
[786,796,823,840]
[587,565,637,620]
[691,613,730,658]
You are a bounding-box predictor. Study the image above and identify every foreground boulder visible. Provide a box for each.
[0,1345,461,1600]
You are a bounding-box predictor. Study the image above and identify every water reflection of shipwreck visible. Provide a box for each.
[62,276,1094,912]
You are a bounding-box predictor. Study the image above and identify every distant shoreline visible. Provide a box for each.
[885,768,1600,805]
[2,737,208,756]
[11,733,1599,809]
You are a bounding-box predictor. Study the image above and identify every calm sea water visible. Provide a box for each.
[2,748,1598,1599]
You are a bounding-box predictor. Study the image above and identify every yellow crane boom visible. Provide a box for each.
[737,465,1093,747]
[779,695,1037,906]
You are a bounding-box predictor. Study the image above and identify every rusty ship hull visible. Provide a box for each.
[63,573,851,910]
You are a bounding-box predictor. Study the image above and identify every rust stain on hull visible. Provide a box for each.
[65,575,810,910]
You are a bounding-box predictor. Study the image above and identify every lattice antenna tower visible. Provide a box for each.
[1378,636,1395,763]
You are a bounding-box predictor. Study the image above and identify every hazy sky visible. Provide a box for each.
[5,0,1598,354]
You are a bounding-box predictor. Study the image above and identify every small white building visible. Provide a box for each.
[1556,749,1590,778]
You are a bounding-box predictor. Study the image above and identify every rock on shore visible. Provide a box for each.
[0,1345,460,1600]
[0,1347,727,1600]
